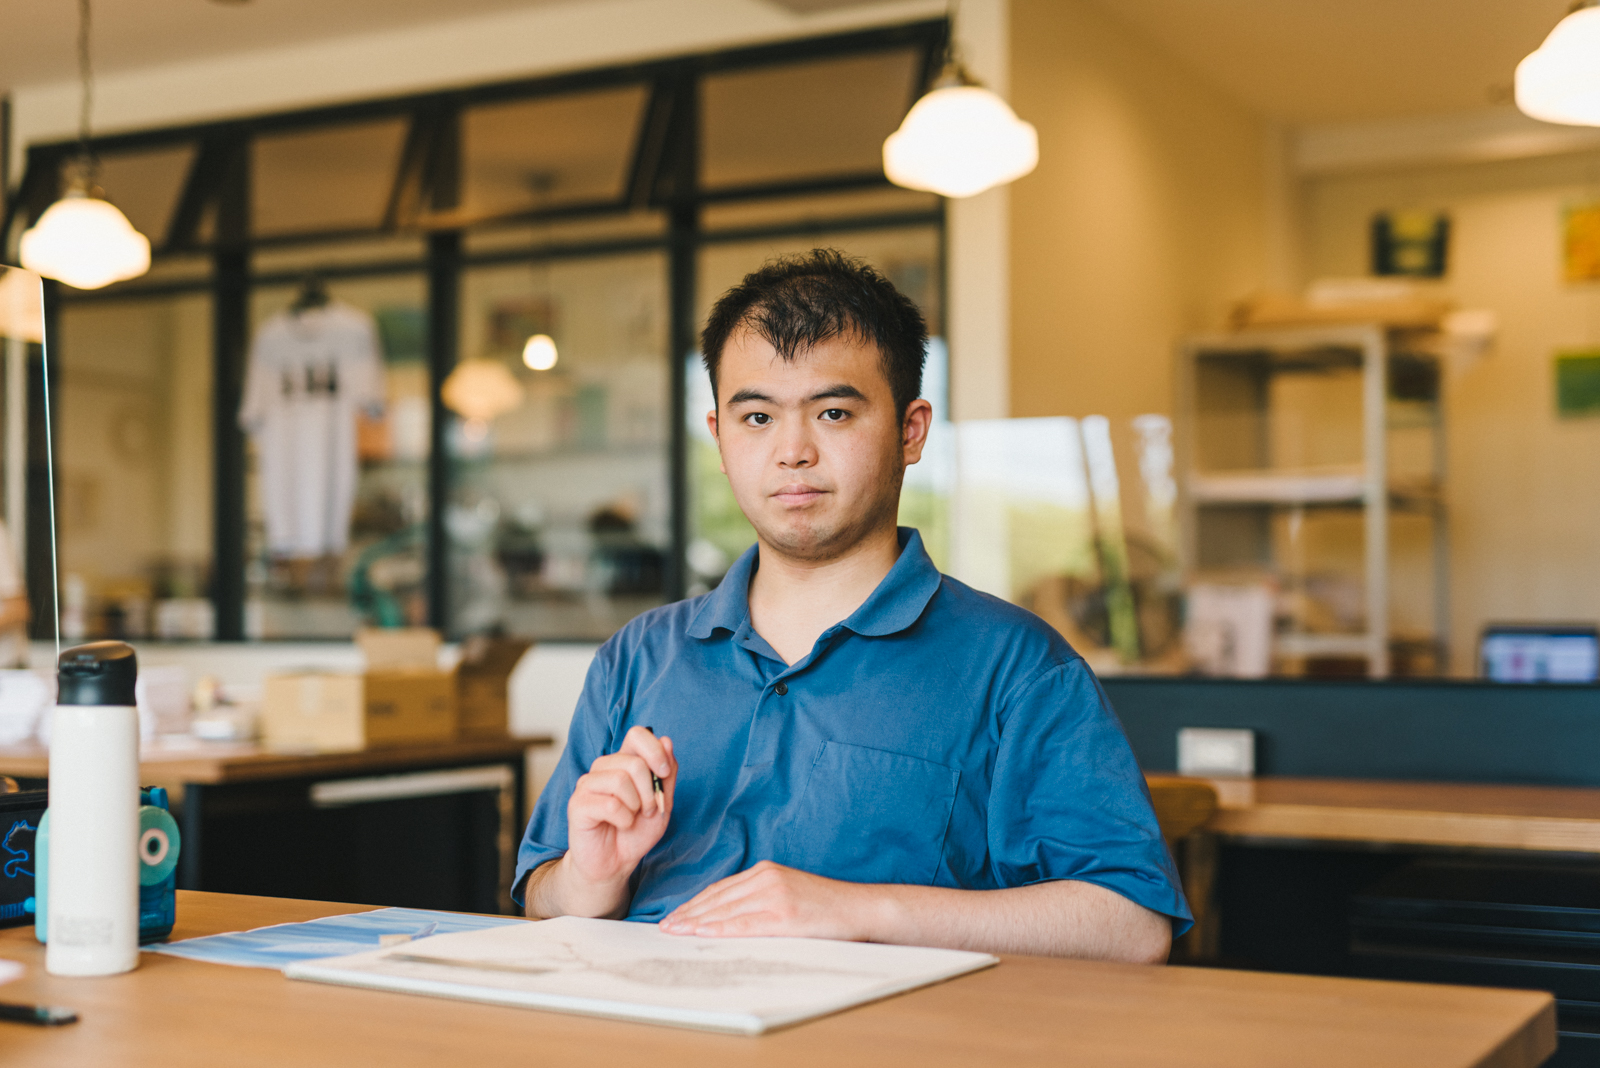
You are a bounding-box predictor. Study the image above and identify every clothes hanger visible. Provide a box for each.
[291,273,330,314]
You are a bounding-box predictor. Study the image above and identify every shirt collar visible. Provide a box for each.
[686,540,760,639]
[685,527,942,640]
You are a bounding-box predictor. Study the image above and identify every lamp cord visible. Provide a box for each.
[76,0,92,155]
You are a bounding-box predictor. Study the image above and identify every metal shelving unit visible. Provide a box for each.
[1177,323,1448,678]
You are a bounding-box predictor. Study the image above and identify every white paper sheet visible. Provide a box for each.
[284,916,997,1034]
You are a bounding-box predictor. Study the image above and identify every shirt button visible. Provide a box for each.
[773,682,789,696]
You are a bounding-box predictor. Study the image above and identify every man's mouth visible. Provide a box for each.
[771,483,827,506]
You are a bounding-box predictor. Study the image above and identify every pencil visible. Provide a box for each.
[639,724,665,807]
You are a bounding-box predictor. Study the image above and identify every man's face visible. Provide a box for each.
[709,328,931,563]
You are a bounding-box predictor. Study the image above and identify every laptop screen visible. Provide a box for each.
[1481,627,1600,684]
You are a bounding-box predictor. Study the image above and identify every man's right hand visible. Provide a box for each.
[527,726,677,919]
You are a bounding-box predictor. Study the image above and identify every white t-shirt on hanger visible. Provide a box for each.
[239,301,386,559]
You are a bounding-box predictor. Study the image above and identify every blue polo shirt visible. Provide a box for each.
[513,528,1190,933]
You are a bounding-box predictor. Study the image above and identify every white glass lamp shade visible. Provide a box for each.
[884,85,1038,198]
[19,193,151,290]
[1517,5,1600,126]
[522,333,558,371]
[442,358,524,424]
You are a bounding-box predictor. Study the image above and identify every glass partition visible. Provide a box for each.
[701,49,922,189]
[459,86,650,222]
[700,188,939,232]
[54,291,214,641]
[18,24,951,646]
[95,143,196,247]
[245,270,429,639]
[252,119,410,237]
[0,268,44,658]
[452,251,670,639]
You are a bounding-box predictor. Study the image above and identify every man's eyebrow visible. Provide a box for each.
[805,384,868,404]
[724,383,868,407]
[725,388,776,406]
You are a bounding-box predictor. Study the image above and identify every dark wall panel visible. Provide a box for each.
[1102,677,1600,786]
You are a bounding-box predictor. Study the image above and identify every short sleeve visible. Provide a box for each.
[344,309,387,415]
[238,321,276,432]
[510,649,617,907]
[987,659,1192,934]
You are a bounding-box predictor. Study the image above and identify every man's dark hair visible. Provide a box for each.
[700,248,928,417]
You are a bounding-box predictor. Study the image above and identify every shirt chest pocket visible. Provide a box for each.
[777,741,959,886]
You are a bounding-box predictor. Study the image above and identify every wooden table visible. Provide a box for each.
[0,892,1558,1068]
[1198,777,1600,853]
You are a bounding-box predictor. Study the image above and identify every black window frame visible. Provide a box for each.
[2,19,950,641]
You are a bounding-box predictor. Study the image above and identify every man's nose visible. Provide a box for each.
[775,419,818,469]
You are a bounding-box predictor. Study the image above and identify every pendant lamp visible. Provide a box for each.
[19,0,151,290]
[442,358,525,442]
[1516,0,1600,126]
[522,334,558,371]
[883,50,1038,199]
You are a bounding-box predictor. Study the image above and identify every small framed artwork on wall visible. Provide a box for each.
[1371,210,1449,277]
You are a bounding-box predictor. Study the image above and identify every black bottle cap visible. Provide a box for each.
[57,641,138,707]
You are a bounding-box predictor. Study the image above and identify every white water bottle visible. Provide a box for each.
[46,641,140,977]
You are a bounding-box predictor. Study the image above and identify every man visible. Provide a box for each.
[514,250,1187,961]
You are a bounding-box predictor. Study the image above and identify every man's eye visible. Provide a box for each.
[744,412,771,426]
[820,409,848,422]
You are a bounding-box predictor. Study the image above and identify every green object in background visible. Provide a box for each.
[1555,351,1600,417]
[575,384,608,449]
[373,307,427,363]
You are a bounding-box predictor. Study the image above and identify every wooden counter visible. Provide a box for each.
[1190,776,1600,853]
[0,735,551,789]
[0,891,1559,1068]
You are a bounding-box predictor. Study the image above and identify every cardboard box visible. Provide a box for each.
[262,669,457,752]
[356,627,441,671]
[456,636,533,739]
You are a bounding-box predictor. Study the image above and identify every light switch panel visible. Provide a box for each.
[1177,727,1255,777]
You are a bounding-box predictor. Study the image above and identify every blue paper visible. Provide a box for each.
[146,907,526,969]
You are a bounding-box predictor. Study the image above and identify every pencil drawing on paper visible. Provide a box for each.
[529,938,882,989]
[395,937,883,989]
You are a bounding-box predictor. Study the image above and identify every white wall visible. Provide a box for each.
[1005,0,1271,425]
[1303,150,1600,673]
[945,0,1011,421]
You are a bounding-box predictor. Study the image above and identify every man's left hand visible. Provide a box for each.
[659,861,873,940]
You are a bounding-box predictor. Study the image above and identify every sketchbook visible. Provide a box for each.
[147,907,526,969]
[283,916,998,1034]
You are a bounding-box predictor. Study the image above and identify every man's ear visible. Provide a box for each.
[706,410,726,474]
[901,398,934,465]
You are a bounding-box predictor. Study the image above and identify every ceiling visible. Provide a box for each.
[0,0,1577,126]
[1079,0,1572,124]
[0,0,570,91]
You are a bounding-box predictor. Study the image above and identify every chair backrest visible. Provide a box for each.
[508,644,598,743]
[1145,775,1219,842]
